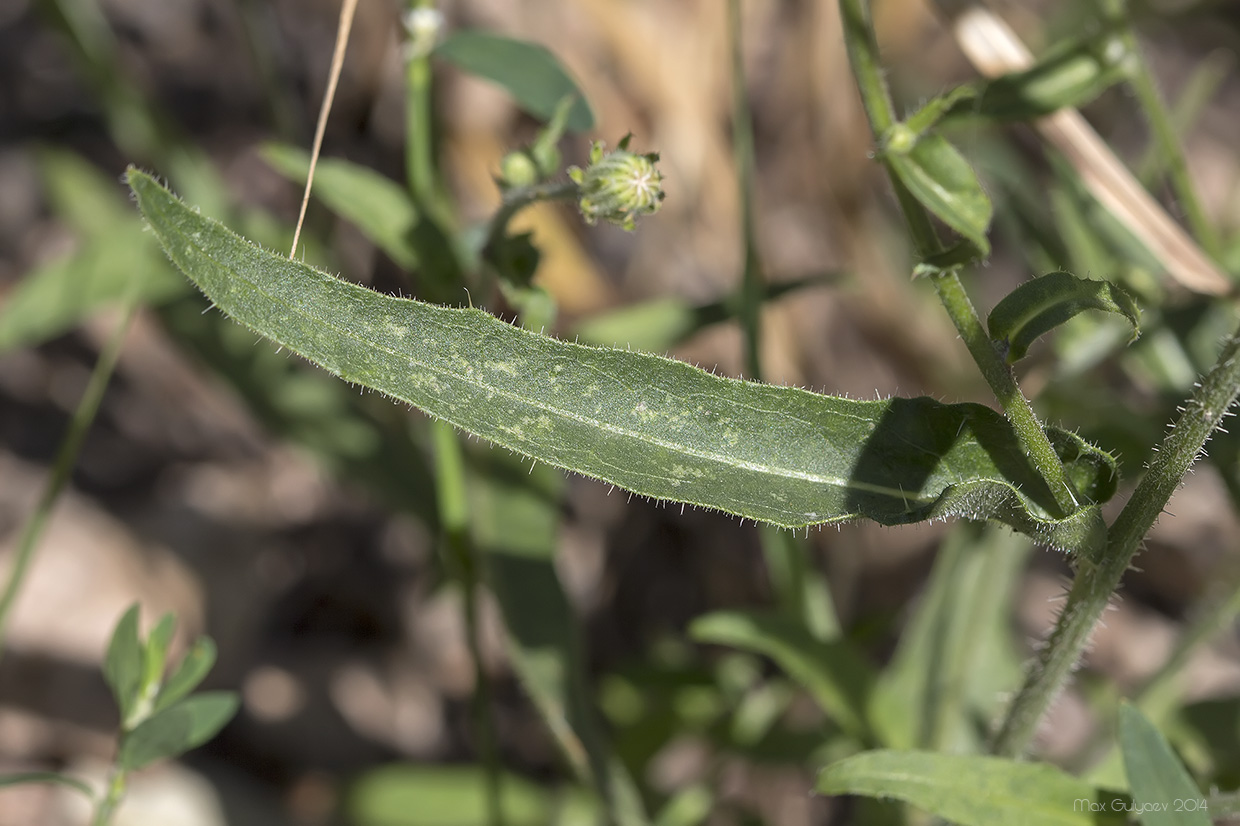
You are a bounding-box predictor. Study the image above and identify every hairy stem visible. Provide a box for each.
[837,0,1078,516]
[993,332,1240,756]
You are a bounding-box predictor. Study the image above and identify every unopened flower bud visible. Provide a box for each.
[499,150,539,189]
[567,135,665,231]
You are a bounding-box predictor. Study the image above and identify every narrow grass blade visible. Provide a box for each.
[128,169,1116,550]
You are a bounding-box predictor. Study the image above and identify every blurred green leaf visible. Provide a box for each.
[818,750,1127,826]
[970,30,1131,122]
[1118,703,1211,826]
[652,785,712,826]
[38,149,133,239]
[142,613,176,697]
[153,636,217,714]
[690,611,875,743]
[470,449,649,825]
[0,151,186,353]
[870,524,1030,751]
[988,271,1140,363]
[104,604,143,726]
[574,275,837,352]
[435,32,594,131]
[118,692,238,772]
[262,144,420,270]
[349,765,568,826]
[885,132,993,257]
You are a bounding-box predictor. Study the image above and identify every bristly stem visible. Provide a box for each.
[837,0,1079,517]
[992,332,1240,756]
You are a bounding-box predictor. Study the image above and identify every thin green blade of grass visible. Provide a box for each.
[129,169,1117,548]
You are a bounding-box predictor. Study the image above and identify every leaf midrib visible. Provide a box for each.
[169,216,953,510]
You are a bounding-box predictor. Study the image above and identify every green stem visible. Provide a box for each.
[728,0,763,382]
[992,331,1240,757]
[931,273,1078,515]
[0,309,135,662]
[405,31,434,208]
[90,765,127,826]
[1096,0,1221,259]
[432,422,505,826]
[483,180,578,264]
[837,0,1078,517]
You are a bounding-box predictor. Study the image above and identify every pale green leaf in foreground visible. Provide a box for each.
[1118,703,1211,826]
[817,750,1127,826]
[128,169,1115,551]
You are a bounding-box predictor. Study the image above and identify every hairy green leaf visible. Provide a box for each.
[128,169,1114,550]
[818,750,1128,826]
[690,611,875,743]
[118,692,239,771]
[884,132,993,257]
[988,272,1140,363]
[262,144,420,270]
[1118,704,1211,826]
[435,31,594,131]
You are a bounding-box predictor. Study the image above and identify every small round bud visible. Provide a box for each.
[885,123,917,154]
[499,150,539,189]
[567,136,665,231]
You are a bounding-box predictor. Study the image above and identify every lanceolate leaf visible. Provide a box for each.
[1118,704,1211,826]
[988,271,1140,363]
[819,751,1128,826]
[262,144,420,270]
[435,31,594,131]
[884,132,993,257]
[129,170,1114,551]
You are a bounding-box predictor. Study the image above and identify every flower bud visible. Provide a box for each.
[499,150,539,189]
[567,135,665,231]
